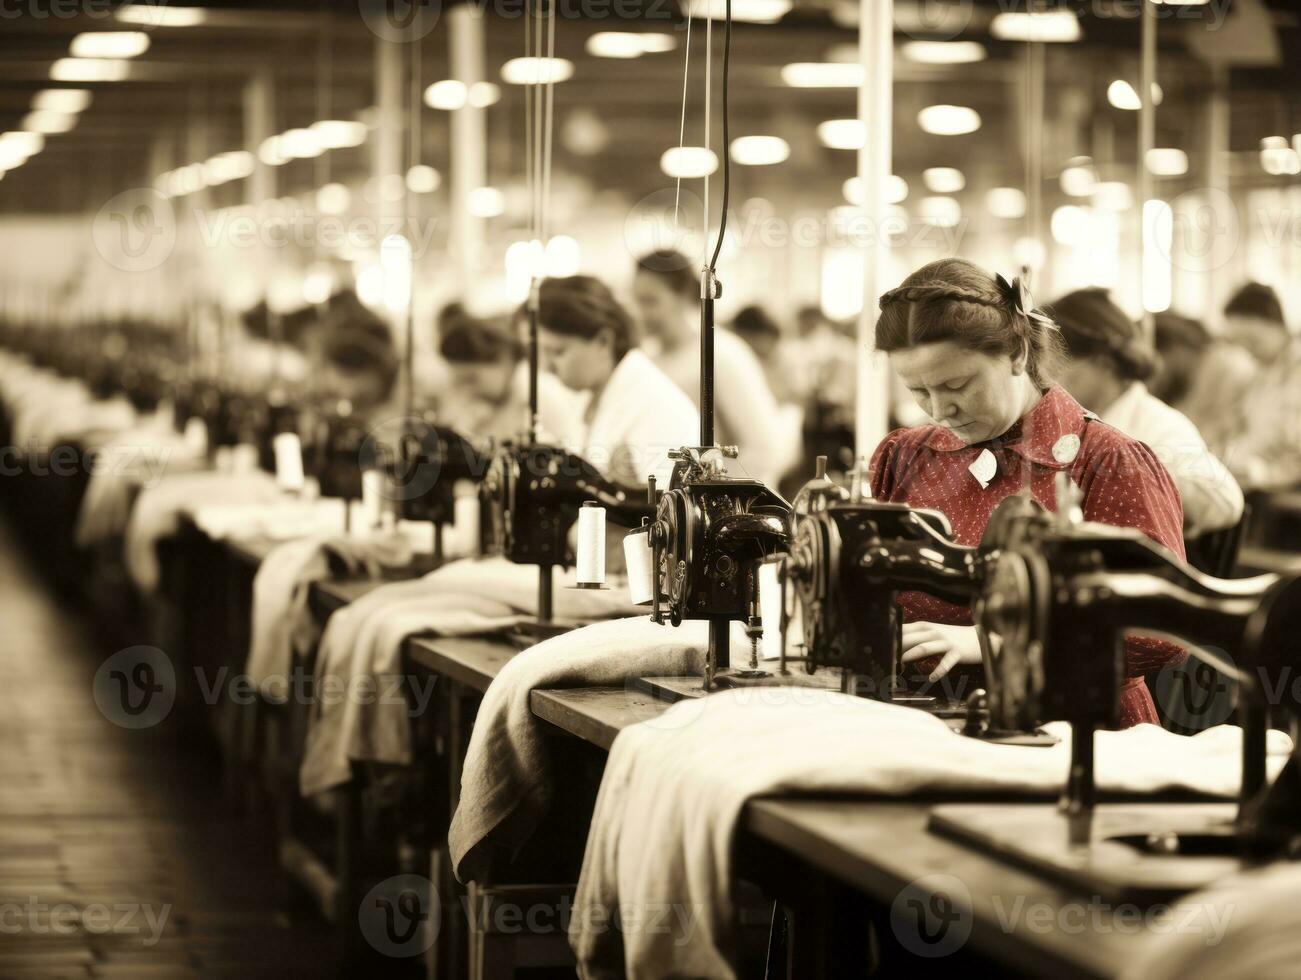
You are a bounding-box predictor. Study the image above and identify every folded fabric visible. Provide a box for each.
[245,532,415,702]
[299,556,642,799]
[124,470,282,591]
[571,689,1294,980]
[449,615,762,885]
[1120,860,1301,980]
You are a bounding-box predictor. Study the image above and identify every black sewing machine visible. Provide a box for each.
[299,398,373,518]
[928,473,1301,902]
[779,456,982,711]
[482,442,655,629]
[249,387,300,476]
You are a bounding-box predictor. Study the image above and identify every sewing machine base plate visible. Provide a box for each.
[929,803,1246,904]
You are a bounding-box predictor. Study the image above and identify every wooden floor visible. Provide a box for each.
[0,520,339,979]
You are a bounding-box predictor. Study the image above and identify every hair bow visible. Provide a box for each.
[996,273,1058,331]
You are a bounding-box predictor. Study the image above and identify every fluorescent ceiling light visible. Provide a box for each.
[468,82,500,108]
[661,146,719,179]
[917,104,980,136]
[1260,138,1301,176]
[687,0,792,23]
[500,57,574,85]
[919,196,962,228]
[316,182,351,216]
[1093,181,1133,211]
[406,165,441,194]
[985,187,1026,220]
[258,136,288,166]
[203,151,254,185]
[50,58,130,82]
[730,136,790,166]
[116,4,206,26]
[1145,147,1188,176]
[901,41,986,65]
[32,89,92,113]
[311,119,368,149]
[425,80,467,110]
[587,33,647,59]
[923,167,964,193]
[843,175,908,206]
[1051,205,1089,246]
[816,119,863,150]
[638,34,677,53]
[281,128,323,159]
[70,32,151,59]
[21,111,77,134]
[1106,79,1164,110]
[466,187,506,217]
[781,62,863,88]
[1059,158,1097,197]
[990,11,1082,42]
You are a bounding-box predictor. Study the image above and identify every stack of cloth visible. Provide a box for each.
[570,689,1294,979]
[298,557,644,797]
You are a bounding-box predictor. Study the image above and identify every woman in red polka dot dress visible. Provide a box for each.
[869,258,1187,728]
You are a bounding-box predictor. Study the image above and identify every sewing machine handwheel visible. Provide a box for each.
[980,546,1051,732]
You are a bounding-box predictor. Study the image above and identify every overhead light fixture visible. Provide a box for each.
[1059,158,1097,197]
[816,119,864,150]
[985,187,1026,220]
[637,34,677,53]
[116,4,206,26]
[587,33,647,59]
[729,135,789,166]
[990,11,1082,43]
[281,128,323,159]
[202,151,254,185]
[780,62,863,88]
[1051,205,1090,246]
[50,58,130,82]
[1106,79,1164,111]
[32,89,92,113]
[1145,147,1188,176]
[316,182,351,216]
[468,81,500,108]
[466,186,506,217]
[1260,137,1301,176]
[500,57,574,85]
[923,167,964,193]
[660,146,719,179]
[843,174,908,206]
[1142,199,1173,313]
[1093,181,1133,211]
[69,31,151,59]
[545,235,582,277]
[311,119,368,149]
[258,136,288,166]
[21,110,77,135]
[406,165,441,194]
[0,131,44,170]
[425,79,467,110]
[917,104,980,136]
[919,196,962,228]
[901,41,986,65]
[687,0,792,23]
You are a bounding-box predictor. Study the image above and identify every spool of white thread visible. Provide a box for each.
[623,524,655,605]
[452,480,480,557]
[273,432,304,492]
[184,417,208,457]
[576,501,606,588]
[759,561,782,659]
[361,469,385,529]
[232,443,258,475]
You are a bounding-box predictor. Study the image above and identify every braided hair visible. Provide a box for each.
[876,258,1063,387]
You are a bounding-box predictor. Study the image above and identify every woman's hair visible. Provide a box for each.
[534,275,634,361]
[1048,287,1156,382]
[635,250,698,301]
[732,304,781,342]
[315,313,398,398]
[439,315,520,365]
[1224,281,1286,327]
[1153,311,1210,353]
[875,257,1063,387]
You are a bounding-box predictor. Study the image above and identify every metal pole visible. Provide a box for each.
[450,5,487,288]
[854,0,893,463]
[1138,0,1156,341]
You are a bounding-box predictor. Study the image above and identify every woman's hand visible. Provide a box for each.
[901,622,983,681]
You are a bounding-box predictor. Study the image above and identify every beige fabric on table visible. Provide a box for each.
[571,688,1293,980]
[299,556,641,798]
[245,532,415,702]
[1120,861,1301,980]
[123,470,282,591]
[449,616,761,885]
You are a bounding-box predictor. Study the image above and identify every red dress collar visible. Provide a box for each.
[921,385,1097,470]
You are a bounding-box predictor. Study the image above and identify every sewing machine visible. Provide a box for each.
[929,473,1301,902]
[780,456,981,709]
[482,442,655,629]
[299,398,372,512]
[378,412,483,560]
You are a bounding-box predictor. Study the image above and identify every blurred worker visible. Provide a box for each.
[730,305,798,404]
[1150,312,1211,407]
[632,250,798,487]
[1184,283,1301,490]
[1050,288,1243,537]
[303,310,399,418]
[437,309,582,445]
[534,274,697,488]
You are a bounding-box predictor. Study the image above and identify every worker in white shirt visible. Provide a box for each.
[631,250,799,488]
[532,274,698,490]
[1050,288,1244,538]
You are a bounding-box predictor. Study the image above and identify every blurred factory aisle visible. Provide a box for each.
[0,518,336,980]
